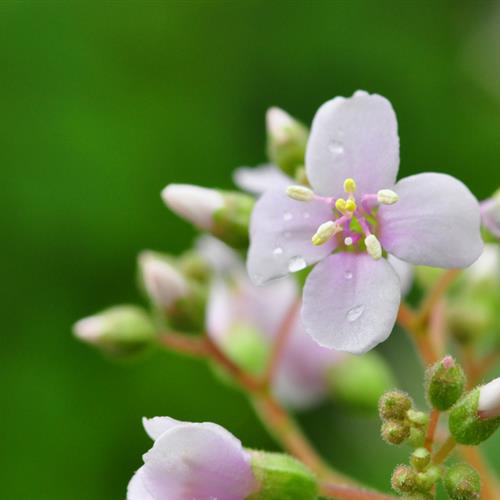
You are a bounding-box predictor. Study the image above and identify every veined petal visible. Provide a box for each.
[306,91,399,198]
[233,164,292,195]
[141,422,257,500]
[302,253,401,354]
[127,467,155,500]
[379,173,483,268]
[247,190,336,285]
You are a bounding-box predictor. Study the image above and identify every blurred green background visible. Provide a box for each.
[2,1,500,498]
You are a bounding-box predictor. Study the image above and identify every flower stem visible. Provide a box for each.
[319,483,396,500]
[424,408,440,451]
[432,435,456,464]
[459,446,500,500]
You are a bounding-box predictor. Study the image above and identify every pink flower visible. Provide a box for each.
[247,91,483,353]
[127,417,257,500]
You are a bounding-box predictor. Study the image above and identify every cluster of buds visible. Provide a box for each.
[391,453,441,498]
[379,390,429,447]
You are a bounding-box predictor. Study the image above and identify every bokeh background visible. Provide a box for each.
[2,1,500,498]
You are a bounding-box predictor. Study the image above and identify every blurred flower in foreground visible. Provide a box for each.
[480,188,500,240]
[247,91,483,353]
[127,417,258,500]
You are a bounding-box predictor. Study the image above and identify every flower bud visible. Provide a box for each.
[449,386,500,445]
[379,390,413,421]
[73,305,155,356]
[408,427,426,448]
[426,356,465,411]
[477,376,500,419]
[327,352,395,412]
[406,409,429,428]
[266,107,309,178]
[415,465,440,491]
[444,463,480,500]
[381,420,410,445]
[391,465,418,493]
[410,448,431,472]
[480,188,500,240]
[248,450,318,500]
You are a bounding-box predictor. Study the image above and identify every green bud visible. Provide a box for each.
[222,324,269,376]
[406,409,429,428]
[379,390,413,421]
[73,305,155,357]
[212,191,254,249]
[408,427,426,448]
[449,388,500,444]
[410,448,431,472]
[391,465,418,493]
[247,450,318,500]
[266,107,309,178]
[178,250,212,284]
[426,356,465,411]
[416,465,440,491]
[444,463,480,500]
[381,420,410,445]
[327,352,395,412]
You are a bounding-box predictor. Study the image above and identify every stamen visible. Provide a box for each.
[345,199,357,212]
[377,189,399,205]
[286,185,314,202]
[335,198,346,212]
[312,221,342,246]
[365,234,382,260]
[344,178,357,194]
[344,236,353,246]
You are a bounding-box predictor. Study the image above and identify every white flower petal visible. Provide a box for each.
[233,164,292,195]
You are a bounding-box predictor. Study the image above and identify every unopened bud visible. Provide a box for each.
[266,107,309,178]
[426,356,465,411]
[410,448,431,472]
[73,305,155,356]
[444,463,480,500]
[381,420,410,445]
[391,465,417,493]
[377,189,399,205]
[365,234,382,260]
[379,390,413,421]
[406,409,429,428]
[449,386,500,445]
[327,352,395,412]
[416,465,440,491]
[408,427,426,448]
[161,184,224,230]
[286,185,314,202]
[248,450,317,500]
[478,376,500,419]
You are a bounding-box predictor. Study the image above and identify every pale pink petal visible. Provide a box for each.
[142,416,183,441]
[247,190,336,285]
[141,422,257,500]
[306,91,399,198]
[302,253,401,354]
[480,197,500,238]
[233,164,292,195]
[379,173,483,268]
[387,254,414,296]
[127,467,155,500]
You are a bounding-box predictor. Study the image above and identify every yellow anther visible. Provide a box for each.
[344,178,357,193]
[286,185,314,202]
[335,198,346,212]
[311,221,341,246]
[345,199,357,212]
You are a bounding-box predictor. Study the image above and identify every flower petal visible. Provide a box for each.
[302,253,401,354]
[387,254,414,296]
[379,173,483,268]
[233,164,292,195]
[306,91,399,198]
[127,467,155,500]
[142,416,183,441]
[247,190,336,285]
[141,422,257,500]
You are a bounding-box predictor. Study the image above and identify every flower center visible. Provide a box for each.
[286,178,399,260]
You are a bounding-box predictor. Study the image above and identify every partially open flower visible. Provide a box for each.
[480,188,500,239]
[127,417,258,500]
[478,376,500,419]
[247,91,483,353]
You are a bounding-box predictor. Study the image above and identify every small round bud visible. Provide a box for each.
[416,465,440,491]
[381,420,410,445]
[248,450,318,500]
[444,463,480,500]
[379,390,413,421]
[410,448,431,472]
[426,355,465,411]
[406,409,429,428]
[449,387,500,445]
[391,465,417,493]
[408,427,426,448]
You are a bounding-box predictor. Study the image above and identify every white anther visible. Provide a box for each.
[312,221,341,246]
[377,189,399,205]
[365,234,382,260]
[286,185,314,202]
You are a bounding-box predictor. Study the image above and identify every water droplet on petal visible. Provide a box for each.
[344,270,353,280]
[273,247,283,257]
[328,140,344,155]
[288,256,306,273]
[346,305,364,322]
[283,212,293,221]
